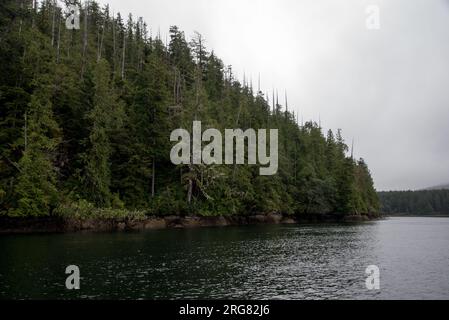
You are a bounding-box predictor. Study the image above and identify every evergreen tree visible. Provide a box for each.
[0,0,380,218]
[81,60,124,206]
[12,77,60,216]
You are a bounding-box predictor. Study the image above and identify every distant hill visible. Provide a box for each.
[378,189,449,215]
[425,183,449,190]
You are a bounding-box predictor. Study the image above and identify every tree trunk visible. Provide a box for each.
[97,24,105,62]
[112,13,116,71]
[32,0,36,29]
[121,31,126,79]
[151,158,155,198]
[187,179,193,204]
[24,112,27,152]
[51,0,56,46]
[18,0,23,36]
[173,68,177,105]
[81,1,89,78]
[56,9,61,63]
[232,100,243,180]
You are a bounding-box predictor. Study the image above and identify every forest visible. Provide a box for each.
[378,189,449,215]
[0,0,379,219]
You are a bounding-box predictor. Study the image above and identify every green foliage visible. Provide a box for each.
[8,75,61,217]
[0,0,379,218]
[378,189,449,215]
[80,60,125,206]
[54,199,146,220]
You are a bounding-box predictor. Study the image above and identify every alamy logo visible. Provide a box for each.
[365,265,380,290]
[365,5,380,30]
[170,121,278,175]
[65,265,80,290]
[65,2,80,30]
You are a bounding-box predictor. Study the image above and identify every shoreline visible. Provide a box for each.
[385,213,449,217]
[0,213,381,234]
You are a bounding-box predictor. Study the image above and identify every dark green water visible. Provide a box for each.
[1,217,448,299]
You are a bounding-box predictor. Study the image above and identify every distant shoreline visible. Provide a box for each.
[0,213,381,235]
[378,190,449,217]
[385,213,449,218]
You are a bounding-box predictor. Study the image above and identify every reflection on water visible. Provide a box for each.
[0,217,448,299]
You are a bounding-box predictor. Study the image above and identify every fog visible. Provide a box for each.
[96,0,449,191]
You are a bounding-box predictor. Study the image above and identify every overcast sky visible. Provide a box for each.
[96,0,449,191]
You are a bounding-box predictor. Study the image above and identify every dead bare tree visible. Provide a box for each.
[97,24,105,62]
[51,0,56,46]
[18,0,23,37]
[32,0,37,29]
[121,29,126,79]
[112,11,116,71]
[81,1,89,79]
[24,112,27,152]
[56,7,61,63]
[151,159,155,198]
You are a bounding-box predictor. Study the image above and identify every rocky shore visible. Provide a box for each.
[0,213,380,234]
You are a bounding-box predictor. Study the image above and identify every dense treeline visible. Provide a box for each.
[0,0,379,218]
[378,190,449,215]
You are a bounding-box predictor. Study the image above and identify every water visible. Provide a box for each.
[0,217,448,300]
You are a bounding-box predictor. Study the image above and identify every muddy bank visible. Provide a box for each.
[0,213,380,234]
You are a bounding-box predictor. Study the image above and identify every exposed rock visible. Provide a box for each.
[213,216,229,227]
[248,215,267,224]
[266,213,283,224]
[342,215,370,222]
[0,213,381,234]
[164,216,182,228]
[81,219,95,230]
[281,217,297,224]
[117,222,126,231]
[181,216,202,228]
[144,218,166,230]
